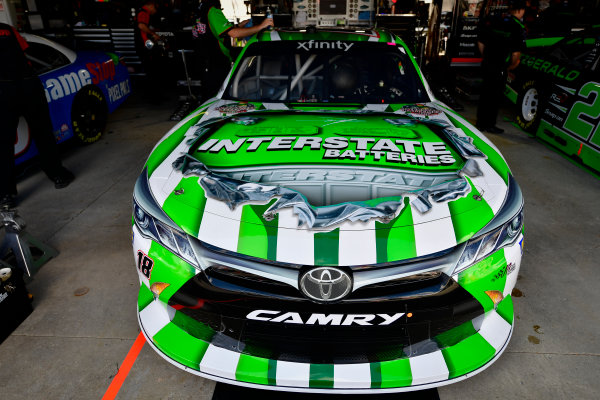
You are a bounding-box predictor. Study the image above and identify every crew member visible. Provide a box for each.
[476,0,527,134]
[137,0,164,100]
[137,0,161,45]
[0,23,74,210]
[193,0,275,98]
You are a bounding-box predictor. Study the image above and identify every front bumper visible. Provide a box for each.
[138,293,513,393]
[133,222,523,392]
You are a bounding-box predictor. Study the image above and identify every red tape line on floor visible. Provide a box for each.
[102,331,147,400]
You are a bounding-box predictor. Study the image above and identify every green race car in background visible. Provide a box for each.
[505,27,600,172]
[133,28,524,393]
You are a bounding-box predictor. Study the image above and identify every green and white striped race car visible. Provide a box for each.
[132,28,524,393]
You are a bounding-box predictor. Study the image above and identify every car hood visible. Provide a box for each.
[146,101,511,264]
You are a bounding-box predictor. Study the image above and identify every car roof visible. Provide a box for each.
[21,33,77,64]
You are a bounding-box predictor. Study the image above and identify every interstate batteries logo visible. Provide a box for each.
[197,136,457,166]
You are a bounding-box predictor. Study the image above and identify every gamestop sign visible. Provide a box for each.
[43,60,117,103]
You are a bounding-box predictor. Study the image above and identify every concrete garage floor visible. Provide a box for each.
[0,93,598,400]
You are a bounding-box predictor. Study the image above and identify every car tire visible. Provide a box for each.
[516,80,543,133]
[71,85,108,144]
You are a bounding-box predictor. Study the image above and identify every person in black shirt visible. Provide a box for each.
[0,23,74,210]
[192,0,274,99]
[476,0,527,134]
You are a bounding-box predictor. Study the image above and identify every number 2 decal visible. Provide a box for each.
[563,81,600,145]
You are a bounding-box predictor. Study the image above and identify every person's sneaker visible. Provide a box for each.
[0,194,16,210]
[51,168,75,189]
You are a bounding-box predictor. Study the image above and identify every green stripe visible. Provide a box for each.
[378,358,412,388]
[146,114,203,176]
[457,249,508,313]
[235,354,270,385]
[441,332,496,379]
[384,203,417,262]
[370,362,383,389]
[526,37,562,48]
[153,322,210,369]
[148,242,197,303]
[267,359,277,385]
[171,311,215,342]
[137,283,154,312]
[309,364,334,388]
[448,178,495,244]
[496,295,514,325]
[504,84,518,104]
[237,201,279,260]
[162,177,207,236]
[238,205,270,259]
[434,320,477,349]
[314,228,340,266]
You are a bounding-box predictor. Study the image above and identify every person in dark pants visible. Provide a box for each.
[136,0,166,102]
[476,0,527,134]
[192,0,274,99]
[0,23,74,210]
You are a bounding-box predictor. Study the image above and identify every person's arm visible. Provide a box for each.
[227,18,273,38]
[477,41,485,56]
[138,21,160,42]
[507,51,521,71]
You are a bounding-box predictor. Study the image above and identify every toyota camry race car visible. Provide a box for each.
[15,33,131,165]
[132,28,524,393]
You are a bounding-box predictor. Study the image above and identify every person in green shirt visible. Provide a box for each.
[193,0,274,98]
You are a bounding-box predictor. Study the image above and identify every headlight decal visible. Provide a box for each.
[455,248,508,313]
[145,241,198,303]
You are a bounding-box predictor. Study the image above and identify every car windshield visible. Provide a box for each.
[224,41,429,104]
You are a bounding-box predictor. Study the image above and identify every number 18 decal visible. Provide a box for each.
[137,250,154,279]
[563,81,600,146]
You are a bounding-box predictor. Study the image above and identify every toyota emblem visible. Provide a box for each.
[299,267,352,302]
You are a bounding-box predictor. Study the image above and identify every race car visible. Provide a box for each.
[15,33,131,166]
[505,27,600,133]
[133,28,524,393]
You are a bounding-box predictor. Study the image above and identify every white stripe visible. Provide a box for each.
[409,350,449,385]
[469,160,508,214]
[476,310,512,352]
[139,299,174,339]
[338,221,377,266]
[276,209,314,264]
[276,360,310,387]
[368,34,379,42]
[270,30,281,41]
[333,363,371,388]
[501,237,523,297]
[198,198,242,251]
[362,104,388,112]
[412,203,456,256]
[263,102,289,110]
[199,344,241,380]
[148,138,190,206]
